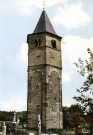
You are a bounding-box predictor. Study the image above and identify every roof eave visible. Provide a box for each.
[27,31,62,40]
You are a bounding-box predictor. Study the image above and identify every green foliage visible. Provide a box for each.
[63,104,82,129]
[0,111,27,123]
[0,111,27,130]
[63,106,70,129]
[17,111,27,129]
[69,104,82,113]
[46,129,75,135]
[73,48,93,133]
[0,111,14,121]
[17,129,28,135]
[60,130,75,135]
[73,48,93,110]
[17,111,27,123]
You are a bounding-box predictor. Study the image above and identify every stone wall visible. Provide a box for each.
[45,66,63,129]
[27,65,46,129]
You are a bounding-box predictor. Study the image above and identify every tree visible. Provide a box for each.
[63,106,70,129]
[0,111,13,121]
[17,111,27,129]
[69,104,82,113]
[63,104,82,130]
[73,48,93,135]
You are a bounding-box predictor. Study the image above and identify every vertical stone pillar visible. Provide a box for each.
[13,111,16,123]
[2,122,6,135]
[38,115,41,135]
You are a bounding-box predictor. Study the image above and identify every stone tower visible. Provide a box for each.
[27,10,63,130]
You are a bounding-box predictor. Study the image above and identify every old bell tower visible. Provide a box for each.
[27,10,63,130]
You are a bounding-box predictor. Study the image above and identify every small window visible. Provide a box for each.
[35,39,40,47]
[37,105,40,107]
[51,40,56,48]
[36,85,39,90]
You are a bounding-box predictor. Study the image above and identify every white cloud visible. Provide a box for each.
[63,100,75,107]
[62,36,93,82]
[16,43,28,64]
[62,72,71,82]
[53,1,90,28]
[16,43,28,73]
[0,100,26,111]
[15,0,68,15]
[63,36,93,62]
[45,0,68,7]
[0,87,27,111]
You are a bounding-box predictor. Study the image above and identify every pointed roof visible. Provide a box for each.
[33,10,57,35]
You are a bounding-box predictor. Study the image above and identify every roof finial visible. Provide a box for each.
[43,1,45,10]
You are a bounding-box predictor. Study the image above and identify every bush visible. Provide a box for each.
[45,129,75,135]
[60,130,75,135]
[17,129,28,135]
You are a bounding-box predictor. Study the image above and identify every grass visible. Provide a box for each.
[46,129,75,135]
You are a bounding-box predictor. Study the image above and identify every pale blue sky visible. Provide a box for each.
[0,0,93,111]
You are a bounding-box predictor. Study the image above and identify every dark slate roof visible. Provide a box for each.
[33,10,57,35]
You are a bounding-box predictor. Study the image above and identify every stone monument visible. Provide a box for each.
[38,115,41,135]
[2,122,6,135]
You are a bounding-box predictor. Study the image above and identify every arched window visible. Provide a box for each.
[51,40,56,48]
[35,39,40,47]
[36,85,39,90]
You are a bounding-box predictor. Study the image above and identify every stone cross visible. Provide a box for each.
[43,1,45,10]
[38,115,41,135]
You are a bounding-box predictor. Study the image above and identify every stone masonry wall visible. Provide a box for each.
[27,32,63,130]
[45,66,63,129]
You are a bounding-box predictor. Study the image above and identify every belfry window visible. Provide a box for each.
[51,40,56,49]
[35,39,40,47]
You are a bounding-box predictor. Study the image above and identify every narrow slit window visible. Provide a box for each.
[51,40,56,48]
[35,39,40,47]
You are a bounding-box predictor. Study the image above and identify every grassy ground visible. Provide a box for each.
[17,128,75,135]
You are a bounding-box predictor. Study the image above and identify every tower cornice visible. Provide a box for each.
[27,31,62,43]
